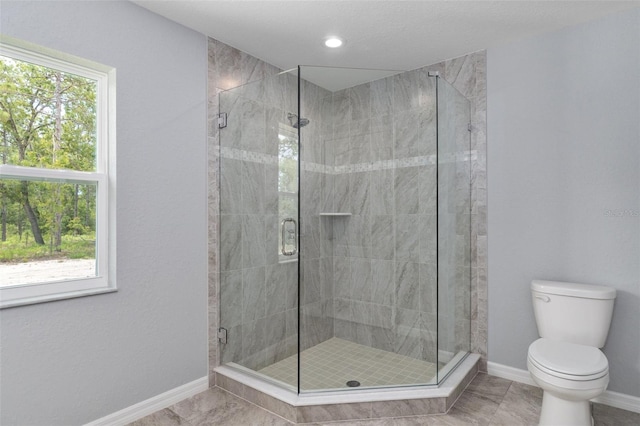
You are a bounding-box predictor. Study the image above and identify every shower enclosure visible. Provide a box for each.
[218,65,471,394]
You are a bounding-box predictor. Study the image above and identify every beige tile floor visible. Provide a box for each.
[258,338,438,390]
[129,373,640,426]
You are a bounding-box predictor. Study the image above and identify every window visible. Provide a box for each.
[0,37,115,308]
[278,123,298,261]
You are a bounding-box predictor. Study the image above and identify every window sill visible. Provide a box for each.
[0,287,117,309]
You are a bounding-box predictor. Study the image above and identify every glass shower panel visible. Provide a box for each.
[298,66,441,392]
[218,69,299,390]
[436,78,472,382]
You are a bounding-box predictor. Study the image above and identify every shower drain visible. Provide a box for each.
[346,380,360,387]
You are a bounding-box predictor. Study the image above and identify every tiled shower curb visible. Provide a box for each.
[214,353,480,423]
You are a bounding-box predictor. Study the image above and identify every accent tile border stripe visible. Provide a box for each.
[219,146,477,175]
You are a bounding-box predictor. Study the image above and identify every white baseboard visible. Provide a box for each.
[487,361,536,386]
[592,390,640,415]
[85,376,208,426]
[487,361,640,414]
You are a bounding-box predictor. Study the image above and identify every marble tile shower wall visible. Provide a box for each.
[323,70,474,366]
[413,53,486,369]
[296,79,337,353]
[436,78,474,358]
[217,62,297,373]
[441,52,488,370]
[301,58,486,369]
[211,41,339,375]
[208,35,488,384]
[325,74,441,363]
[209,38,286,378]
[217,70,336,371]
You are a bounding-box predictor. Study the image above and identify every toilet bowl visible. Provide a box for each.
[528,280,616,426]
[528,338,609,424]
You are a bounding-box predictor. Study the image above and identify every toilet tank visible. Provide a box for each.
[531,280,616,348]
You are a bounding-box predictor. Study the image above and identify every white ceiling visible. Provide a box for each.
[133,0,639,87]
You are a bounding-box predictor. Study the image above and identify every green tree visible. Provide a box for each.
[0,55,96,254]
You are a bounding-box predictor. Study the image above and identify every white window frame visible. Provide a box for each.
[0,37,116,308]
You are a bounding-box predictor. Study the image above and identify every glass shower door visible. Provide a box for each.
[218,69,300,390]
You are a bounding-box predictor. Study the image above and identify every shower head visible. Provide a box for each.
[295,117,310,129]
[287,113,310,129]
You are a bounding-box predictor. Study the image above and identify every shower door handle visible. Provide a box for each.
[281,218,297,256]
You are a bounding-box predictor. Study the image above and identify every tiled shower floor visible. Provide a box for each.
[258,337,438,390]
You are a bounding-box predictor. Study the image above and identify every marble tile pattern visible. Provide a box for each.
[130,374,640,425]
[209,34,488,386]
[211,37,337,376]
[425,53,487,370]
[210,38,287,379]
[326,60,480,369]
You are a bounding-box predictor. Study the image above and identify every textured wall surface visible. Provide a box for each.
[0,2,208,425]
[488,8,639,397]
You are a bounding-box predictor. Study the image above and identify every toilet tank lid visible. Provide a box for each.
[531,280,616,299]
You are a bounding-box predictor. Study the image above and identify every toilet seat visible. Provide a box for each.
[528,338,608,381]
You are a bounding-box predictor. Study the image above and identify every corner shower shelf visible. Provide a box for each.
[319,213,352,217]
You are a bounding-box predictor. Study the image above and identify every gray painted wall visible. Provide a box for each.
[0,2,208,424]
[487,8,640,397]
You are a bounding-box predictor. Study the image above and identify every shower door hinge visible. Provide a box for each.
[468,122,473,132]
[217,327,228,344]
[218,112,227,129]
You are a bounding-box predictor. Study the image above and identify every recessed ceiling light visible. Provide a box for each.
[324,37,344,48]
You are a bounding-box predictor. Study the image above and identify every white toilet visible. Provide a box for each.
[528,280,616,426]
